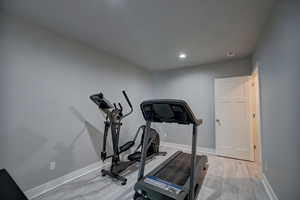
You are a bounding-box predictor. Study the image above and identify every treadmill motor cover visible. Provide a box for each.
[144,176,182,195]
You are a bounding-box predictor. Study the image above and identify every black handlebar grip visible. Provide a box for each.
[122,90,132,108]
[118,103,123,111]
[99,93,103,99]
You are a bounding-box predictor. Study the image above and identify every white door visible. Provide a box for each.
[215,76,254,161]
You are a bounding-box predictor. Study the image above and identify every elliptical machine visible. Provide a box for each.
[90,91,165,185]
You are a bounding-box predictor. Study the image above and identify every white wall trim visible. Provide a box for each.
[261,173,279,200]
[160,141,216,155]
[25,161,105,199]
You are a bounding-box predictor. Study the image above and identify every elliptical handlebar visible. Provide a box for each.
[122,90,132,108]
[118,103,123,112]
[121,90,133,119]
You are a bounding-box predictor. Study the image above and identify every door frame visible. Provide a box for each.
[252,64,263,166]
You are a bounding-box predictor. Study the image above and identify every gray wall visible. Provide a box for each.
[0,15,152,191]
[152,58,252,148]
[253,0,300,199]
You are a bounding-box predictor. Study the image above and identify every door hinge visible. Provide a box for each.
[254,145,257,149]
[253,113,256,118]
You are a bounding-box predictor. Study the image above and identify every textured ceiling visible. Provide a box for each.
[2,0,273,70]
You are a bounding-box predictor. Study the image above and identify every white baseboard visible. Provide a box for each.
[160,141,216,155]
[25,161,105,199]
[261,173,279,200]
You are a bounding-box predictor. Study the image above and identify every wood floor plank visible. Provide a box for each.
[34,147,269,200]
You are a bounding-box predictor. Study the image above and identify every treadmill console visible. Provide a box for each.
[140,99,202,125]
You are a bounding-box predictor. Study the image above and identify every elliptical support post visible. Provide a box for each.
[101,121,110,161]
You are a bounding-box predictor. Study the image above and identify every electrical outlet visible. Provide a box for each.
[50,161,56,170]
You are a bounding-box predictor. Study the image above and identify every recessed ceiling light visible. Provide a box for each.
[227,51,235,57]
[179,53,187,59]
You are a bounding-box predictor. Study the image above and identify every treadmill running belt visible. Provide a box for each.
[154,152,201,186]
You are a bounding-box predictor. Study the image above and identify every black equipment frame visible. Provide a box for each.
[90,91,165,185]
[134,99,208,200]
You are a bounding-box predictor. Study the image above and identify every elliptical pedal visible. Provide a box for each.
[128,152,142,161]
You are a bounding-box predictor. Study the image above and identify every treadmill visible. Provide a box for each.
[134,100,208,200]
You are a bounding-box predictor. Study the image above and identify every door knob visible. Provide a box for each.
[216,119,221,125]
